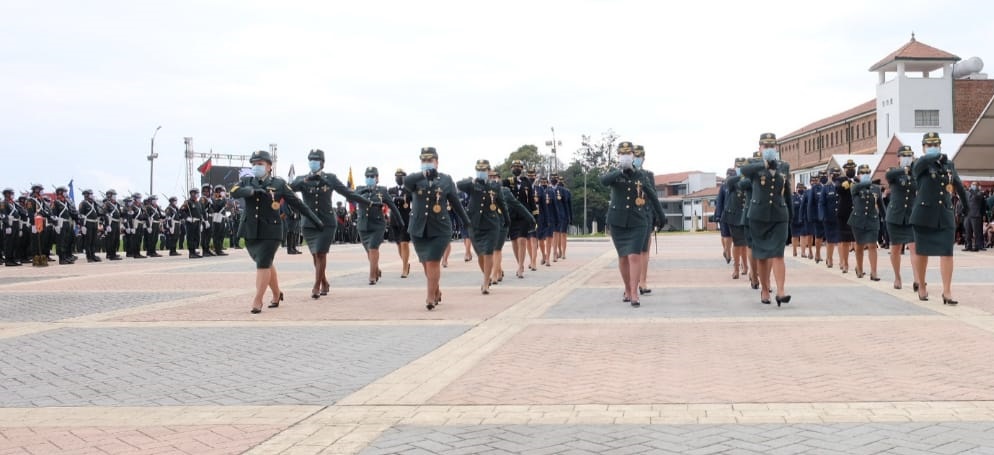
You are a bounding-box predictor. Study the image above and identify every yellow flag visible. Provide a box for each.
[347,166,354,190]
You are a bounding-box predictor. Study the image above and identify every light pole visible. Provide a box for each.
[148,125,161,196]
[544,126,562,175]
[583,164,588,234]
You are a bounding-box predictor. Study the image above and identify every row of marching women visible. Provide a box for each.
[716,131,970,307]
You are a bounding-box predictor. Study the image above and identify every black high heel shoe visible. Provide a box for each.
[639,287,652,295]
[251,307,262,314]
[750,280,760,290]
[630,300,640,308]
[942,295,958,305]
[855,268,864,279]
[481,286,490,295]
[622,293,631,303]
[320,282,330,296]
[268,291,284,308]
[426,300,435,310]
[918,291,929,301]
[311,287,320,299]
[775,295,791,307]
[761,291,771,305]
[870,275,880,282]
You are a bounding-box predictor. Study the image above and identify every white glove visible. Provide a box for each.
[186,217,193,223]
[4,227,10,235]
[81,226,87,235]
[31,226,37,234]
[146,227,152,233]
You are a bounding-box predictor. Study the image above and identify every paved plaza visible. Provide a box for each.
[1,234,993,454]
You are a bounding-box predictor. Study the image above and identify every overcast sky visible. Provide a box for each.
[2,0,991,199]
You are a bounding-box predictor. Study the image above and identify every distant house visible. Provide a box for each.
[653,170,720,231]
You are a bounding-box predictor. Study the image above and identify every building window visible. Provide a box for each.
[915,109,940,127]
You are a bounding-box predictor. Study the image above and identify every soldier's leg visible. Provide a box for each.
[973,217,985,250]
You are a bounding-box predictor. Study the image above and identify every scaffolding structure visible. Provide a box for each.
[183,138,278,191]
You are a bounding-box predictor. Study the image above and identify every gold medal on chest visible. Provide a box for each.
[946,184,953,193]
[271,201,281,210]
[557,194,562,201]
[760,176,767,186]
[490,203,497,211]
[403,202,409,209]
[635,197,646,206]
[433,204,442,214]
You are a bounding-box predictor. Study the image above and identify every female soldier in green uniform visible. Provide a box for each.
[910,132,969,304]
[741,152,762,289]
[885,146,918,290]
[500,176,537,279]
[723,157,749,279]
[404,147,471,310]
[457,160,510,295]
[291,149,371,299]
[601,142,664,307]
[356,166,404,285]
[848,164,884,281]
[740,133,792,306]
[489,169,511,285]
[633,145,665,296]
[231,150,323,314]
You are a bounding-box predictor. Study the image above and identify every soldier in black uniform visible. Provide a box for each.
[180,188,204,258]
[50,187,77,265]
[144,195,164,257]
[848,164,884,281]
[197,184,212,256]
[836,160,858,274]
[503,160,536,277]
[209,185,229,256]
[389,168,414,278]
[78,189,103,262]
[101,190,123,260]
[228,198,242,249]
[25,184,52,265]
[163,196,182,256]
[128,193,148,259]
[458,160,509,295]
[2,189,23,266]
[964,181,987,252]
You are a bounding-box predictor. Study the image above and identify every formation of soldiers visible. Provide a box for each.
[1,183,243,267]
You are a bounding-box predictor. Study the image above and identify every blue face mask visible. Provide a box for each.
[633,158,644,168]
[251,164,267,179]
[762,148,778,161]
[736,168,742,176]
[475,171,488,180]
[308,160,322,172]
[365,177,376,187]
[925,146,940,156]
[421,162,436,172]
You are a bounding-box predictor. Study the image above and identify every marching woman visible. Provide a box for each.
[356,167,404,285]
[457,160,510,295]
[290,149,371,299]
[601,141,664,307]
[404,147,471,310]
[723,158,749,280]
[819,167,843,269]
[885,146,918,290]
[232,150,324,313]
[489,169,511,284]
[848,164,884,281]
[389,169,414,278]
[741,152,761,289]
[740,133,792,306]
[910,132,969,304]
[633,145,665,296]
[836,160,858,273]
[791,182,807,258]
[500,177,537,279]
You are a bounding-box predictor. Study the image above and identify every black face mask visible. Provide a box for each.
[845,169,856,178]
[820,176,828,184]
[395,176,404,186]
[512,168,521,176]
[550,179,559,185]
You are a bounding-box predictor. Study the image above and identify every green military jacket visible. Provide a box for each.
[355,185,402,231]
[601,168,663,229]
[231,176,321,240]
[636,168,665,225]
[291,173,370,230]
[910,153,969,230]
[741,160,792,223]
[404,171,470,238]
[723,174,747,227]
[457,178,510,231]
[848,179,883,230]
[884,166,915,225]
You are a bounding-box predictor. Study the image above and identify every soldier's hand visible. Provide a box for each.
[939,154,948,164]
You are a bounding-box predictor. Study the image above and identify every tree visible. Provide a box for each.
[575,129,620,172]
[494,144,560,178]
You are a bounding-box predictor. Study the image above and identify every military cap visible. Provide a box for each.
[106,189,117,196]
[55,186,68,193]
[633,145,645,157]
[726,168,736,177]
[202,183,211,189]
[168,196,178,202]
[488,169,500,177]
[419,147,438,160]
[809,175,819,182]
[898,145,914,157]
[123,197,133,203]
[526,167,537,175]
[796,183,806,190]
[734,157,747,167]
[759,132,777,146]
[189,188,199,194]
[828,166,841,175]
[365,166,379,177]
[510,159,524,168]
[132,192,143,199]
[922,132,941,145]
[2,188,13,195]
[474,159,491,171]
[857,164,871,174]
[617,141,634,154]
[147,195,158,201]
[30,183,43,191]
[214,184,224,191]
[549,172,559,179]
[307,149,325,161]
[817,170,828,177]
[395,168,407,177]
[82,189,92,196]
[250,150,274,164]
[843,159,857,169]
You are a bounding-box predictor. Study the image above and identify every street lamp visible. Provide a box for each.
[148,125,161,196]
[544,126,562,175]
[582,163,588,234]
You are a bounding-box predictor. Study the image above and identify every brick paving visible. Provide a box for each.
[0,235,992,453]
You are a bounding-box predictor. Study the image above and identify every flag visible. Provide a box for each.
[197,157,213,176]
[288,164,296,181]
[67,179,75,203]
[347,166,356,212]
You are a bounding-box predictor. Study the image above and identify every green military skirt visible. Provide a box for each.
[245,238,281,269]
[729,225,747,247]
[495,224,509,251]
[886,222,914,245]
[359,225,386,251]
[851,225,879,245]
[471,227,500,256]
[610,224,645,257]
[639,223,652,254]
[412,234,449,262]
[303,225,336,254]
[913,225,954,256]
[748,220,787,260]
